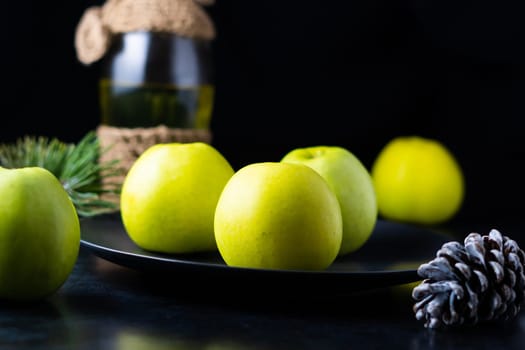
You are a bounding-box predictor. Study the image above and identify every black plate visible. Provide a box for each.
[80,213,452,297]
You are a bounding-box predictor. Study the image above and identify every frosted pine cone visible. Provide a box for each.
[412,229,525,329]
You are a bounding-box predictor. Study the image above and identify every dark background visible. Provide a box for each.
[2,1,524,228]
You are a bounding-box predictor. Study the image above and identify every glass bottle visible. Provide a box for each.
[99,31,214,131]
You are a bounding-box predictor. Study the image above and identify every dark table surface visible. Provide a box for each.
[1,219,525,350]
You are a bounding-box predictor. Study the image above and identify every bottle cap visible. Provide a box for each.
[75,0,216,65]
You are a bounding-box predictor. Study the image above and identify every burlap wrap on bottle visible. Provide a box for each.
[75,0,216,65]
[96,124,212,180]
[75,0,216,202]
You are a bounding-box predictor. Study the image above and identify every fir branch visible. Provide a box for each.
[0,131,124,217]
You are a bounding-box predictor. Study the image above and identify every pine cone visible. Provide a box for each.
[412,229,525,329]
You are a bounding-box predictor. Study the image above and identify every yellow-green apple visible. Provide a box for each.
[120,142,235,254]
[214,162,343,271]
[371,135,464,225]
[281,146,377,256]
[0,166,80,301]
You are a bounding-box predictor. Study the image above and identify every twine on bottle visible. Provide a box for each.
[75,0,216,65]
[97,124,213,206]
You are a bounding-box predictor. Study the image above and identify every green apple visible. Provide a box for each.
[214,162,343,271]
[120,142,235,254]
[281,146,377,256]
[371,136,464,225]
[0,166,80,301]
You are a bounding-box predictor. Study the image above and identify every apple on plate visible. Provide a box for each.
[120,142,235,254]
[281,146,377,256]
[0,166,80,301]
[214,162,343,271]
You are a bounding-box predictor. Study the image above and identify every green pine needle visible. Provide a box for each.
[0,131,124,217]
